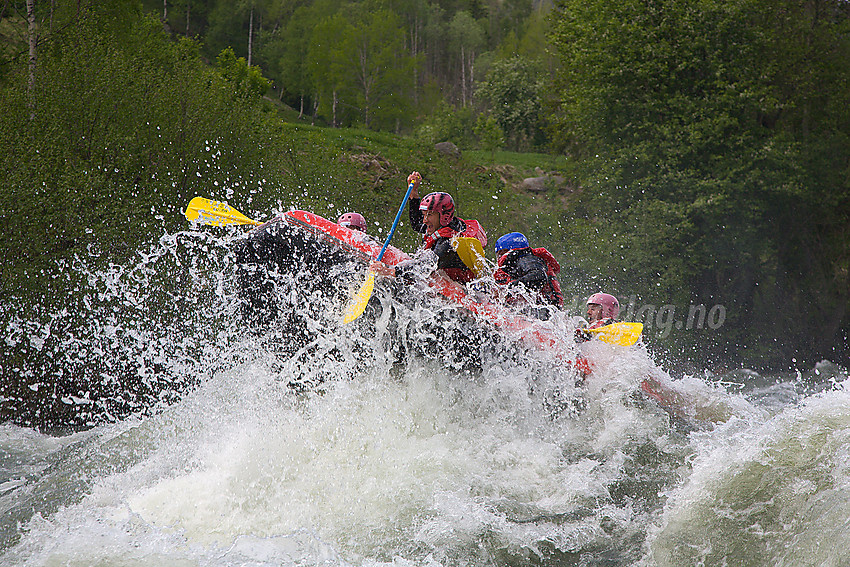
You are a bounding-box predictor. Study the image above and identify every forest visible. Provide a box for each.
[1,0,849,376]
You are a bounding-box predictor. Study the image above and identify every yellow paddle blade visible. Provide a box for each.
[586,322,644,347]
[184,196,261,227]
[451,236,488,278]
[342,271,376,324]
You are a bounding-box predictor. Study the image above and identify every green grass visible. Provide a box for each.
[249,123,577,257]
[464,149,572,175]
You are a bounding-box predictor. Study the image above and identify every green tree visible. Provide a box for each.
[216,46,270,98]
[203,0,249,59]
[447,10,484,107]
[341,6,418,129]
[476,55,543,150]
[549,0,850,367]
[474,114,504,159]
[262,5,316,115]
[307,12,352,126]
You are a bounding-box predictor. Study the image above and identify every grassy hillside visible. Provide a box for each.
[239,122,576,263]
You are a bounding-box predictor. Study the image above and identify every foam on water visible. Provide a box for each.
[0,334,703,566]
[2,224,847,567]
[645,379,850,567]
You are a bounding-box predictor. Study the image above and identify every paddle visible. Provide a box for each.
[585,322,643,347]
[184,196,262,226]
[342,182,416,324]
[451,236,488,278]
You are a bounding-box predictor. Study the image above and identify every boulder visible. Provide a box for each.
[520,176,549,192]
[435,141,461,159]
[520,174,568,193]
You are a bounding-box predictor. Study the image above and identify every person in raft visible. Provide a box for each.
[575,292,619,342]
[371,171,487,284]
[492,232,564,318]
[337,212,367,231]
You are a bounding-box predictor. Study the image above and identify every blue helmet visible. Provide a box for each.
[495,232,530,255]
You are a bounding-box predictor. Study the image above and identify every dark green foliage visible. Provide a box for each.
[476,56,545,151]
[0,3,290,299]
[549,0,850,367]
[216,46,270,98]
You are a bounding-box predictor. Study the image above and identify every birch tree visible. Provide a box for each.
[447,11,484,107]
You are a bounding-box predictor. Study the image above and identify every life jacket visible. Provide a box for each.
[587,317,615,330]
[530,247,563,308]
[423,218,487,283]
[494,247,563,308]
[423,218,487,250]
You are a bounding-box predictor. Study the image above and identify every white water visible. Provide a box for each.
[1,228,848,567]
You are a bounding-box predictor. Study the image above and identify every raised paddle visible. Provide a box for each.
[184,196,262,226]
[342,182,416,324]
[585,322,643,347]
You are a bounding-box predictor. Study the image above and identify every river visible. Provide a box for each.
[1,226,848,566]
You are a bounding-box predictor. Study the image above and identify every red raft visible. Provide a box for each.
[235,211,691,416]
[281,211,581,355]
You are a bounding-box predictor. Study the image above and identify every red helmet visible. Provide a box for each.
[587,293,619,319]
[338,212,366,231]
[419,192,455,227]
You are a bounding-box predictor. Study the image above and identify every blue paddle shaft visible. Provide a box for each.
[376,182,415,262]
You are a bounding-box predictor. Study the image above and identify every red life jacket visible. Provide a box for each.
[423,218,487,283]
[587,317,615,330]
[530,247,563,308]
[423,218,487,249]
[494,247,564,308]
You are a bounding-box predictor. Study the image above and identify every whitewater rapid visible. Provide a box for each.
[2,226,849,567]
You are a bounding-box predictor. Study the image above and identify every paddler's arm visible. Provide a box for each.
[575,318,615,343]
[372,257,427,288]
[370,259,417,284]
[370,260,396,278]
[574,318,591,343]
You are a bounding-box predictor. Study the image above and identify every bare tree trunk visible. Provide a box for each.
[468,49,474,107]
[298,95,304,120]
[162,0,167,21]
[185,0,190,35]
[332,90,337,127]
[27,0,37,97]
[247,6,254,67]
[357,41,373,128]
[460,44,466,107]
[411,17,419,105]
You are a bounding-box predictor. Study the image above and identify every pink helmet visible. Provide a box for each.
[338,212,366,231]
[587,293,619,319]
[419,192,455,227]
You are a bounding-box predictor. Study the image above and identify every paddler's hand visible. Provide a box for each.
[407,171,421,199]
[370,260,396,278]
[574,317,591,343]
